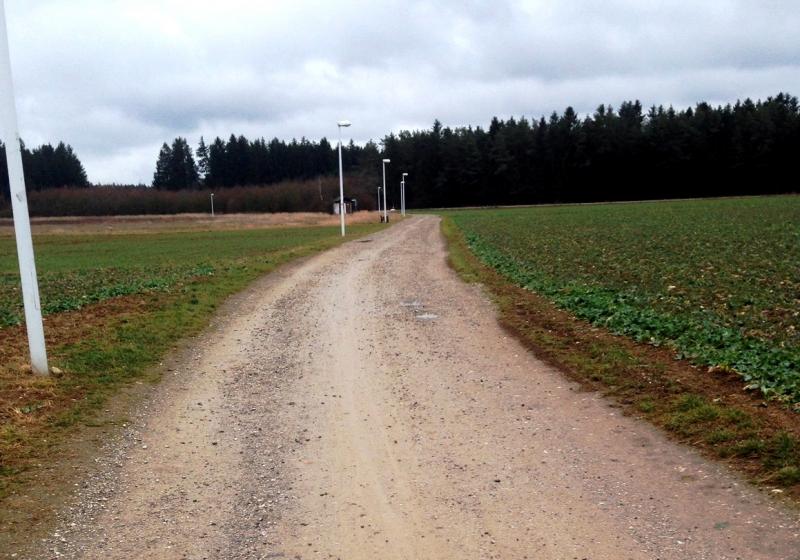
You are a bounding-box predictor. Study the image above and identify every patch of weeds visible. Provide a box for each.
[776,467,800,485]
[721,408,754,430]
[764,432,798,469]
[727,438,766,458]
[665,380,683,394]
[675,394,707,412]
[706,429,735,444]
[15,402,47,415]
[666,395,722,436]
[637,399,655,414]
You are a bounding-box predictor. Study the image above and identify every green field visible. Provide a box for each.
[444,196,800,402]
[0,227,376,327]
[0,221,383,492]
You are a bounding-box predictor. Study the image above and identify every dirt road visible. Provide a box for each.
[32,215,798,559]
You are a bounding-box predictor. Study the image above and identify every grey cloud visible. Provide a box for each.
[2,0,799,184]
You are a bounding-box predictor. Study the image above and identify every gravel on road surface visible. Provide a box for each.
[25,215,800,559]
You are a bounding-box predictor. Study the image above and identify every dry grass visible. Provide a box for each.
[0,211,384,237]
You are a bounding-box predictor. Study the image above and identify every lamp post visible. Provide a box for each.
[210,193,215,217]
[377,186,382,215]
[401,172,408,216]
[337,120,351,236]
[0,1,48,375]
[381,158,390,223]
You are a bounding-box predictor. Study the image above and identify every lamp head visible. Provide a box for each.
[337,120,351,127]
[382,158,391,163]
[402,173,409,177]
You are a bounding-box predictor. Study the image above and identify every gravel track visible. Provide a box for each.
[26,215,799,559]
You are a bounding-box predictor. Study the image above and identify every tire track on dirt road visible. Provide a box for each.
[29,215,799,559]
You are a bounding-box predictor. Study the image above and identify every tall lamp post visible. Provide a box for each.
[401,172,408,216]
[337,120,351,236]
[0,1,48,375]
[381,158,390,223]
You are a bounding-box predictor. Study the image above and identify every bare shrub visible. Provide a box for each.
[0,175,380,217]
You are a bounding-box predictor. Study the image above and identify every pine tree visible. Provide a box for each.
[165,137,198,190]
[225,134,249,186]
[152,143,172,189]
[53,142,88,187]
[207,137,228,187]
[2,140,87,194]
[196,137,210,185]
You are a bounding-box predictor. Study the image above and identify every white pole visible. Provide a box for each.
[337,127,345,236]
[336,121,350,236]
[402,172,408,216]
[401,179,404,217]
[381,159,390,223]
[210,193,215,217]
[0,1,48,375]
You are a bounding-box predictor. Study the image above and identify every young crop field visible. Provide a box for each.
[441,195,800,491]
[0,218,384,496]
[0,225,370,328]
[444,196,800,402]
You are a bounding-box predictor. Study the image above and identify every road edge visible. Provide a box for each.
[0,222,390,558]
[438,214,800,505]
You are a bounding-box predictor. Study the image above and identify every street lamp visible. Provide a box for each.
[337,120,351,236]
[210,193,215,217]
[381,158,390,223]
[0,1,48,375]
[401,172,408,216]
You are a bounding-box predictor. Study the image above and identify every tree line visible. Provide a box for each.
[151,93,799,207]
[381,92,800,208]
[0,141,88,199]
[3,93,799,209]
[152,134,383,190]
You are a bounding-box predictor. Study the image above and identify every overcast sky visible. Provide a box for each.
[4,0,800,184]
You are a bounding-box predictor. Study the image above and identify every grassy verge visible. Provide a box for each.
[0,222,385,501]
[443,197,800,401]
[441,215,800,498]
